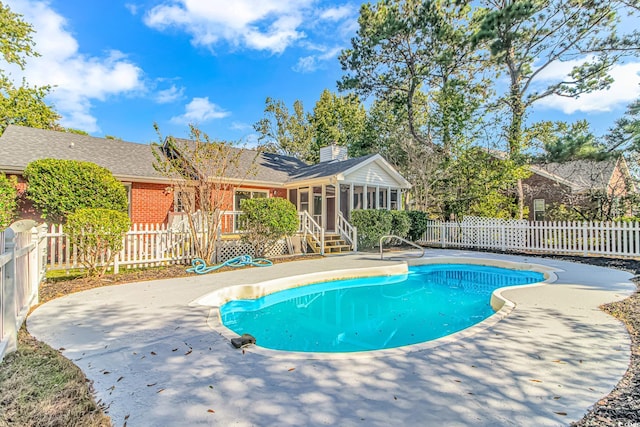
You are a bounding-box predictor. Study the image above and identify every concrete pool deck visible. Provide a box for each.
[27,250,636,426]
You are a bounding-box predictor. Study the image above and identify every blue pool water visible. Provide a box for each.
[220,264,544,353]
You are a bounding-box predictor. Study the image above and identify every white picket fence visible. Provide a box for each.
[420,217,640,258]
[1,221,48,362]
[46,223,197,272]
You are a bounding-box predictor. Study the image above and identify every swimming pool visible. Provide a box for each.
[219,264,544,353]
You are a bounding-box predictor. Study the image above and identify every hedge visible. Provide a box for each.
[24,159,127,222]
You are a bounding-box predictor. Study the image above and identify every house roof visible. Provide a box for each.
[1,125,410,188]
[530,158,629,193]
[0,125,164,181]
[168,137,308,185]
[288,154,378,181]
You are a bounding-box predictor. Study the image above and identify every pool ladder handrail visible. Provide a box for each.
[379,235,425,260]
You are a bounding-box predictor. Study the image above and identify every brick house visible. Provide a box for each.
[523,157,636,221]
[0,125,411,235]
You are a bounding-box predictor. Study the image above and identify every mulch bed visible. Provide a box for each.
[39,254,323,305]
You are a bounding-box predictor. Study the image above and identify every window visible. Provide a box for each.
[123,183,132,217]
[235,190,268,211]
[533,199,545,221]
[299,188,309,212]
[379,188,387,209]
[390,190,398,210]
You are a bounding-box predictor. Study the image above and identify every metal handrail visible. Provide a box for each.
[379,235,425,260]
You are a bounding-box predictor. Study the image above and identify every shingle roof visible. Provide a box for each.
[531,159,620,192]
[288,154,378,182]
[167,137,381,184]
[0,125,402,186]
[0,125,163,179]
[168,137,309,183]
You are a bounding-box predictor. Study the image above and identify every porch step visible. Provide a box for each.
[305,234,352,254]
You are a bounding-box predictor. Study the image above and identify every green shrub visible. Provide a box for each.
[350,209,393,249]
[0,173,17,229]
[390,210,410,238]
[66,208,131,277]
[24,159,127,222]
[407,210,430,241]
[240,197,299,257]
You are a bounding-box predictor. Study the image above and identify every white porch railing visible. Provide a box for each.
[337,212,358,252]
[421,217,640,258]
[1,221,48,361]
[299,211,325,255]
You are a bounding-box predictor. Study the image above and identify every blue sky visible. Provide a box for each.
[3,0,640,148]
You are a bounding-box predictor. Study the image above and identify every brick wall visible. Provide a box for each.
[130,182,174,224]
[522,173,571,221]
[9,173,291,225]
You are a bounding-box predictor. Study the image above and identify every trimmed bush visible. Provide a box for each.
[350,209,393,249]
[24,159,127,222]
[240,197,299,257]
[0,173,17,229]
[390,210,410,238]
[66,208,131,277]
[407,210,430,241]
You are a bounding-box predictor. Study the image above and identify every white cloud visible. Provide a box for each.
[293,46,342,73]
[320,5,354,21]
[125,3,139,15]
[4,0,145,133]
[155,84,185,104]
[143,0,315,54]
[170,97,230,124]
[231,121,252,131]
[535,58,640,114]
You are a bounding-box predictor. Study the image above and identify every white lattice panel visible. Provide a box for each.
[215,239,289,263]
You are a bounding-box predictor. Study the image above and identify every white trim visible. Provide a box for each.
[339,154,412,188]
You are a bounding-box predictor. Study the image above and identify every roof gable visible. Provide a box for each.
[288,154,411,188]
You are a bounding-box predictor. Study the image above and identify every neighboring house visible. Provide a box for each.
[523,157,636,221]
[0,125,411,235]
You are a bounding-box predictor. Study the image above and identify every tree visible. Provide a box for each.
[0,76,60,133]
[0,2,59,133]
[311,89,366,161]
[66,208,131,277]
[152,124,260,262]
[356,98,439,210]
[441,147,527,219]
[240,197,299,257]
[338,0,489,214]
[530,120,607,163]
[0,172,17,228]
[339,0,487,153]
[473,0,640,217]
[0,2,38,69]
[23,159,128,222]
[607,98,640,155]
[253,97,314,162]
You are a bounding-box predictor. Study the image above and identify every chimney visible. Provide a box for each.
[319,143,348,162]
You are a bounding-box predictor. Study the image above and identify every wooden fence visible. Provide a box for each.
[1,221,48,362]
[420,217,640,258]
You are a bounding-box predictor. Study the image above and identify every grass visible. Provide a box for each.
[0,326,110,427]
